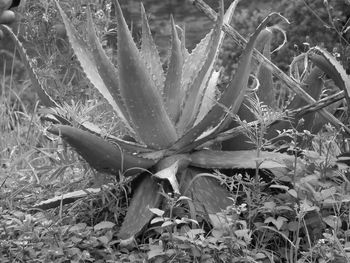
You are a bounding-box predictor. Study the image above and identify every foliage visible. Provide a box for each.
[2,0,298,242]
[1,0,350,262]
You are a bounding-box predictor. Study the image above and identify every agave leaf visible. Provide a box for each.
[309,47,350,94]
[311,99,342,134]
[77,121,154,154]
[264,66,324,140]
[55,1,133,129]
[118,174,162,239]
[177,0,239,133]
[180,167,232,216]
[153,160,181,194]
[41,106,152,154]
[195,69,220,124]
[233,28,274,129]
[173,13,281,151]
[140,3,165,95]
[1,25,58,108]
[153,154,191,194]
[284,62,324,111]
[41,103,151,154]
[48,125,156,175]
[163,15,184,122]
[255,28,274,108]
[85,8,133,129]
[295,67,324,132]
[180,29,211,114]
[189,149,294,170]
[177,25,190,60]
[113,0,177,149]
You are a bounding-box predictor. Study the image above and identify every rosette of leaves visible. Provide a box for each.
[1,0,334,240]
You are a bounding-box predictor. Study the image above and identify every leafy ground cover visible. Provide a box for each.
[1,0,350,262]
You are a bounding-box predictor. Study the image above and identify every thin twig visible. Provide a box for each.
[188,0,350,134]
[288,90,344,116]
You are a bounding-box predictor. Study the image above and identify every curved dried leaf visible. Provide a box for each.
[163,15,184,122]
[113,0,177,149]
[140,3,165,94]
[268,25,287,54]
[118,175,162,239]
[1,25,58,108]
[48,125,156,175]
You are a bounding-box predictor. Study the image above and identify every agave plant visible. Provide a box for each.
[2,0,349,241]
[222,24,350,151]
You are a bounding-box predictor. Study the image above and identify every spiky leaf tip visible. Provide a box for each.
[140,2,165,95]
[112,0,178,149]
[177,0,225,133]
[173,13,286,151]
[55,1,131,128]
[85,7,132,129]
[163,15,185,123]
